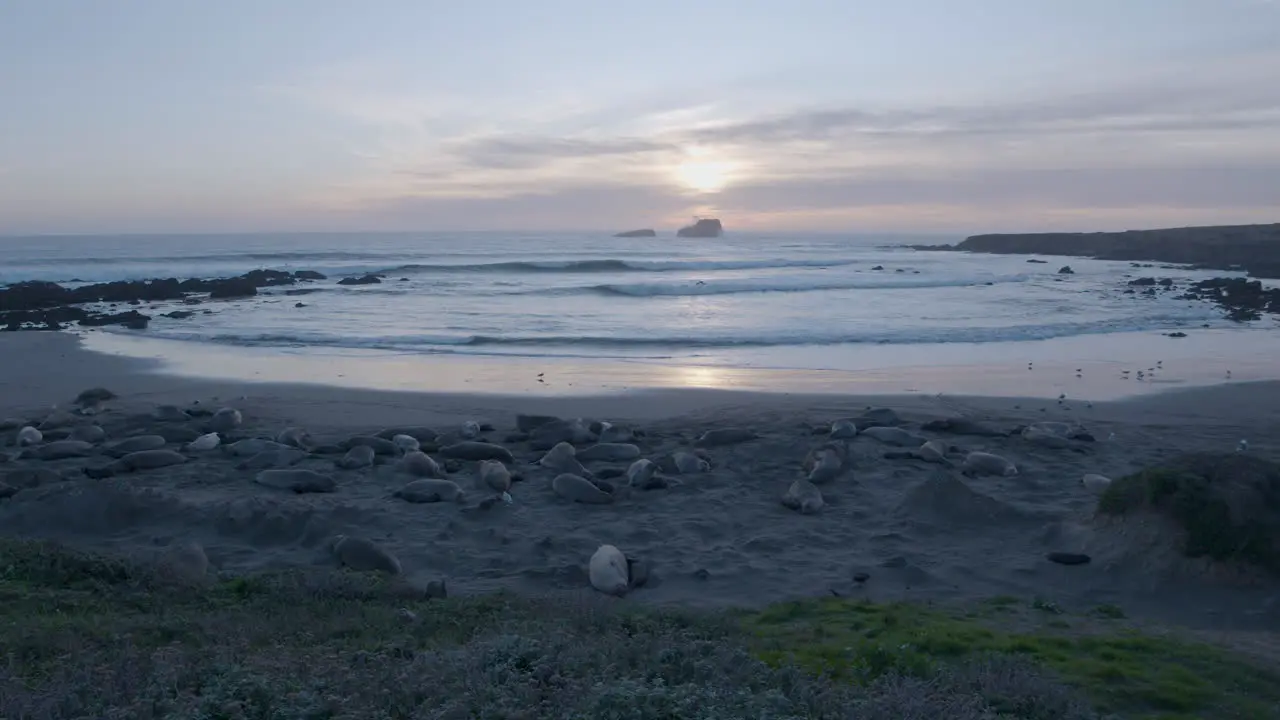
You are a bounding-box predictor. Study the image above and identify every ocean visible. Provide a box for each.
[5,230,1277,395]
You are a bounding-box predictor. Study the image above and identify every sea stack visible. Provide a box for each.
[676,218,724,238]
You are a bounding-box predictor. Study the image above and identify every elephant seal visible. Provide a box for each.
[185,432,221,452]
[68,425,106,444]
[1021,423,1072,449]
[26,440,95,461]
[255,469,336,494]
[804,444,845,484]
[694,428,758,448]
[336,445,376,470]
[329,535,402,575]
[516,413,560,433]
[1082,473,1112,493]
[917,439,951,464]
[626,459,666,489]
[155,425,202,444]
[459,421,482,439]
[392,434,420,453]
[104,435,167,457]
[528,419,596,450]
[398,450,446,478]
[439,441,515,463]
[393,478,464,503]
[74,387,117,409]
[224,438,291,458]
[598,425,638,444]
[86,449,188,478]
[478,459,512,494]
[588,544,630,596]
[671,451,710,475]
[961,451,1019,477]
[920,417,1007,437]
[860,426,926,447]
[237,445,308,470]
[782,479,824,514]
[17,426,42,447]
[38,411,78,430]
[208,407,242,432]
[829,420,858,439]
[375,426,440,443]
[341,435,399,456]
[154,405,190,422]
[539,442,591,477]
[552,473,614,504]
[576,443,642,463]
[275,427,315,450]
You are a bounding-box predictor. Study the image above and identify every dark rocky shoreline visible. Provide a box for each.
[0,269,329,332]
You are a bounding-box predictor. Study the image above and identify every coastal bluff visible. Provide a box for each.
[916,223,1280,278]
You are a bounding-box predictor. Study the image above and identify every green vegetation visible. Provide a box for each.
[1,538,1278,719]
[1097,452,1280,572]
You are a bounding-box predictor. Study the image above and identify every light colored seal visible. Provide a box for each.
[330,535,402,575]
[17,426,42,447]
[224,438,291,458]
[782,479,824,514]
[626,458,664,489]
[917,439,950,464]
[459,421,482,439]
[860,426,926,447]
[393,478,464,503]
[68,425,106,444]
[829,420,858,439]
[398,450,445,478]
[275,427,315,450]
[38,410,78,430]
[392,434,420,453]
[341,435,399,456]
[588,544,630,596]
[539,442,591,477]
[1082,473,1112,493]
[336,445,376,470]
[185,432,221,452]
[255,469,336,493]
[961,451,1019,477]
[26,440,95,461]
[208,407,243,433]
[576,443,642,463]
[1021,423,1072,449]
[551,473,614,504]
[237,445,308,470]
[478,459,512,493]
[104,435,167,457]
[439,441,515,463]
[375,426,440,443]
[804,444,845,485]
[671,451,710,475]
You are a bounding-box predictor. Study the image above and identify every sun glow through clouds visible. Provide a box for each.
[673,148,736,194]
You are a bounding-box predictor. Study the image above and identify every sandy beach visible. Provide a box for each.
[2,331,1278,634]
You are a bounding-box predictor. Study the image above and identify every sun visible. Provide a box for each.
[673,150,736,194]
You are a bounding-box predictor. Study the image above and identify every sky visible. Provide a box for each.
[1,0,1278,235]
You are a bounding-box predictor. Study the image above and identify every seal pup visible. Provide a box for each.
[588,544,630,596]
[551,473,614,504]
[254,469,336,494]
[74,387,117,410]
[154,405,190,423]
[393,478,464,503]
[804,443,846,484]
[237,445,308,470]
[459,421,482,440]
[104,435,167,457]
[185,432,221,452]
[961,451,1019,478]
[275,427,315,450]
[671,451,710,475]
[1081,473,1112,493]
[398,450,446,478]
[478,459,512,494]
[392,434,420,453]
[208,407,242,433]
[25,440,95,461]
[336,445,376,470]
[576,443,642,463]
[439,441,515,463]
[626,458,667,489]
[68,425,106,444]
[917,439,951,465]
[782,479,824,514]
[16,426,42,447]
[829,420,858,439]
[329,535,402,575]
[860,426,926,447]
[539,442,591,477]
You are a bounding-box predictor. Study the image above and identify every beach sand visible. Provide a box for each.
[1,331,1277,634]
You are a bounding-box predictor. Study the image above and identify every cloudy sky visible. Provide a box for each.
[2,0,1278,235]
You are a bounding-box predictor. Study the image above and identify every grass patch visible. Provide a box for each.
[1097,452,1280,573]
[1,539,1277,719]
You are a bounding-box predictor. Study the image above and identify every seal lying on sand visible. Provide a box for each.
[459,421,482,439]
[626,458,666,489]
[68,425,105,444]
[185,432,221,452]
[917,439,951,465]
[154,405,190,423]
[478,459,512,494]
[961,451,1019,477]
[376,426,440,443]
[336,445,376,470]
[920,417,1007,437]
[84,449,188,478]
[552,473,614,504]
[829,420,858,439]
[17,426,43,447]
[255,469,336,494]
[671,451,710,474]
[104,435,167,457]
[860,426,927,447]
[782,479,824,514]
[25,440,95,460]
[539,442,591,477]
[329,535,402,575]
[804,443,846,484]
[439,441,515,463]
[588,544,630,596]
[528,418,596,450]
[224,438,293,458]
[237,445,308,470]
[392,434,420,453]
[398,450,446,478]
[341,435,399,456]
[275,427,315,450]
[208,407,242,433]
[1082,473,1112,493]
[576,443,641,462]
[393,478,464,503]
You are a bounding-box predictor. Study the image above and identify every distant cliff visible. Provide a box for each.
[916,223,1280,278]
[677,218,724,238]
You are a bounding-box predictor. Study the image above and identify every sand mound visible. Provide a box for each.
[897,471,1035,528]
[0,481,190,536]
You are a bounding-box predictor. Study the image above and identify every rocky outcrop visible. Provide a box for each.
[914,223,1280,278]
[337,274,383,286]
[677,218,724,238]
[614,229,657,238]
[1121,275,1280,322]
